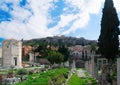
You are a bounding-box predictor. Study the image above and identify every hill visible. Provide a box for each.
[23,36,97,46]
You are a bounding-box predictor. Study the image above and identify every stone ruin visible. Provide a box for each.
[2,77,20,85]
[99,64,117,85]
[2,39,22,69]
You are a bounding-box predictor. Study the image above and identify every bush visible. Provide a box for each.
[17,69,28,81]
[17,69,28,75]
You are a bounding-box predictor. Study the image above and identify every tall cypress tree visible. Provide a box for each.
[98,0,119,61]
[58,45,69,62]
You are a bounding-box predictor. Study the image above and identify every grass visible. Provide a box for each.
[67,69,97,85]
[0,68,97,85]
[0,69,12,75]
[15,67,69,85]
[68,73,87,85]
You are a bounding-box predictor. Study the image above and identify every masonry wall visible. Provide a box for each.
[2,39,22,68]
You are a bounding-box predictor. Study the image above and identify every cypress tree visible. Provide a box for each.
[98,0,119,61]
[58,45,69,62]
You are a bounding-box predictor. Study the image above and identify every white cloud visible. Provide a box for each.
[0,0,55,40]
[60,0,104,35]
[59,0,120,35]
[0,0,120,40]
[113,0,120,12]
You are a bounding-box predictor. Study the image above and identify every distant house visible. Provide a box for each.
[69,45,92,60]
[83,45,92,60]
[69,45,83,60]
[68,45,92,68]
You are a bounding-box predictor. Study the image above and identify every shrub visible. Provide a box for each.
[17,69,28,81]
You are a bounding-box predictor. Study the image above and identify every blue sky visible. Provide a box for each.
[0,0,120,41]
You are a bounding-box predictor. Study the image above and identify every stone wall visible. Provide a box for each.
[99,65,117,85]
[2,78,20,85]
[117,58,120,85]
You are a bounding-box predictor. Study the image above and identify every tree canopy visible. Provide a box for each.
[47,51,64,64]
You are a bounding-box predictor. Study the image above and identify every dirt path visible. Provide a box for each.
[77,69,86,77]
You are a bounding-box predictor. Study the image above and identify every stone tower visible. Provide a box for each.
[2,39,22,68]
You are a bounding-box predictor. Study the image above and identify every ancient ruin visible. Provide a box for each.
[2,39,22,68]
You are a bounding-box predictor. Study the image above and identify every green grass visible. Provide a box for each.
[67,69,97,85]
[68,73,87,85]
[15,68,69,85]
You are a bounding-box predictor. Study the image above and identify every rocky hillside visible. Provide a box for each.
[23,36,97,46]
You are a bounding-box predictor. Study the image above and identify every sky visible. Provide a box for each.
[0,0,120,41]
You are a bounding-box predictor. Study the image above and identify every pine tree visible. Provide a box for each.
[98,0,119,61]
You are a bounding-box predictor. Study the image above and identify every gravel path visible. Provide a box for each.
[77,69,86,77]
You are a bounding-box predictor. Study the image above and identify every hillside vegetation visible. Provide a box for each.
[23,36,97,46]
